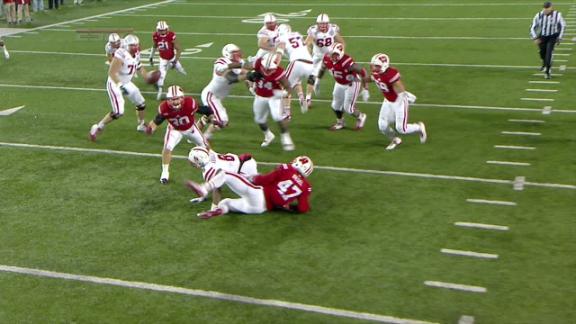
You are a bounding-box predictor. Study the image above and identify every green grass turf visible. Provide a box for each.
[1,0,575,323]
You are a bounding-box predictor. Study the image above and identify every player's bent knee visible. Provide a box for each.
[110,112,123,119]
[135,104,146,111]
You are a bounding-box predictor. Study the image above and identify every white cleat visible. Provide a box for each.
[261,132,276,147]
[160,171,169,184]
[136,124,147,132]
[299,97,308,113]
[283,143,295,151]
[418,122,427,143]
[385,137,402,151]
[355,113,367,130]
[89,124,102,142]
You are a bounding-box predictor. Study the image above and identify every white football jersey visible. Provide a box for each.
[202,151,258,182]
[307,23,341,58]
[276,31,312,62]
[112,47,141,84]
[204,57,244,99]
[257,25,279,49]
[104,39,125,56]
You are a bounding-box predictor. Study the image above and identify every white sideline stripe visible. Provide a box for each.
[2,142,575,190]
[494,145,536,150]
[9,50,558,70]
[40,28,533,41]
[521,98,555,102]
[424,281,487,293]
[5,0,177,37]
[507,119,545,123]
[454,222,509,231]
[118,13,534,21]
[441,249,499,259]
[525,89,558,92]
[0,265,436,324]
[501,131,541,136]
[486,160,531,166]
[2,83,576,115]
[170,2,568,7]
[528,81,560,84]
[466,199,517,206]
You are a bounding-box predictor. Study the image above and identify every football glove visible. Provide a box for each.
[246,70,263,82]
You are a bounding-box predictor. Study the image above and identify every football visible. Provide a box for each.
[145,70,161,84]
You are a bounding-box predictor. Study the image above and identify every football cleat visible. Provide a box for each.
[261,132,276,147]
[197,208,224,220]
[306,98,312,109]
[299,96,308,113]
[418,122,427,143]
[136,124,147,132]
[283,143,295,151]
[160,171,169,184]
[544,72,551,80]
[355,113,367,130]
[386,137,402,151]
[329,120,345,131]
[89,124,102,141]
[186,180,208,198]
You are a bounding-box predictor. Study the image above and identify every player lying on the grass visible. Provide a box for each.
[188,146,258,210]
[365,53,426,151]
[312,42,368,131]
[149,20,187,100]
[187,156,313,219]
[145,85,211,184]
[0,38,10,60]
[89,35,152,141]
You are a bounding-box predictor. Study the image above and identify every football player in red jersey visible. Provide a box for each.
[187,155,313,219]
[146,85,209,184]
[315,42,368,131]
[366,53,426,151]
[149,21,187,100]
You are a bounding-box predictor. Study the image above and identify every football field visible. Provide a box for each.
[1,0,575,323]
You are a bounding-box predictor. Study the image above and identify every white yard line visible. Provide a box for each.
[531,73,563,76]
[486,161,531,166]
[441,249,499,260]
[454,222,509,231]
[2,83,575,115]
[170,2,565,7]
[524,89,558,92]
[0,265,436,324]
[466,199,517,206]
[507,119,545,123]
[424,281,487,293]
[552,53,571,56]
[501,131,541,136]
[520,98,555,102]
[554,59,569,62]
[494,145,536,150]
[528,81,560,84]
[118,14,533,21]
[1,142,575,190]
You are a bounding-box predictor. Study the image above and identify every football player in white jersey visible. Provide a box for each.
[200,44,246,141]
[274,24,314,113]
[89,35,149,141]
[0,37,10,60]
[188,146,258,210]
[254,13,279,61]
[305,13,345,107]
[104,33,123,65]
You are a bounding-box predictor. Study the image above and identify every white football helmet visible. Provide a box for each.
[277,24,291,37]
[291,156,314,177]
[124,34,139,46]
[316,13,330,32]
[370,53,390,72]
[222,43,241,61]
[156,20,169,31]
[329,42,344,61]
[261,52,278,71]
[108,33,121,43]
[263,13,277,30]
[166,85,184,99]
[188,146,210,168]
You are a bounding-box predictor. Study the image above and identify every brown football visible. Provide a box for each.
[146,70,161,84]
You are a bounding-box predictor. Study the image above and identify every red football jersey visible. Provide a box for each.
[323,54,360,85]
[252,164,312,213]
[371,67,401,102]
[253,58,286,98]
[158,96,198,131]
[152,31,177,60]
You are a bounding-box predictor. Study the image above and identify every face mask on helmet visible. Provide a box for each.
[329,42,344,62]
[261,53,278,74]
[370,53,390,73]
[316,13,330,32]
[123,34,140,55]
[108,33,121,45]
[166,85,184,109]
[263,14,277,31]
[188,147,210,168]
[156,21,169,34]
[291,156,314,177]
[222,44,241,62]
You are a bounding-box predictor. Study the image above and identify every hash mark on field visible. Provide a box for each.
[528,81,559,84]
[531,73,563,77]
[0,265,437,324]
[454,222,509,231]
[458,315,475,324]
[486,160,531,166]
[424,281,487,293]
[494,145,536,150]
[508,119,545,123]
[525,89,558,92]
[501,131,541,136]
[552,53,571,56]
[521,98,555,102]
[441,249,499,259]
[466,199,517,206]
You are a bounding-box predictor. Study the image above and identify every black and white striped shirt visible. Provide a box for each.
[530,10,566,39]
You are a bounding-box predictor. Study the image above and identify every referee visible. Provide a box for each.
[530,1,566,79]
